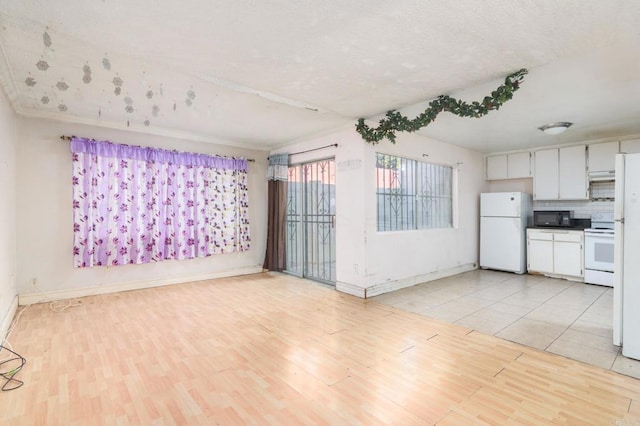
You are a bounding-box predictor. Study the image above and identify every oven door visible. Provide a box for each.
[584,232,615,272]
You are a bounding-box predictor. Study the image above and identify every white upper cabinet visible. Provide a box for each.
[534,145,588,200]
[486,154,508,180]
[621,139,640,154]
[588,141,619,176]
[507,152,532,179]
[559,145,588,200]
[485,152,531,180]
[534,148,559,200]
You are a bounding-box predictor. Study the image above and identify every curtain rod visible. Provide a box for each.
[269,143,338,159]
[60,135,255,162]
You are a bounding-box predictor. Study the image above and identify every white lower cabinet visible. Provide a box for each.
[527,229,584,280]
[528,233,553,273]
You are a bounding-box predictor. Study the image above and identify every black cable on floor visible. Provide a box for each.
[0,345,26,391]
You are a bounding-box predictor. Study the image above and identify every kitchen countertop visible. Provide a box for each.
[528,217,592,231]
[527,226,589,231]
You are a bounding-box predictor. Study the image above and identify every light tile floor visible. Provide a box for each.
[372,269,640,379]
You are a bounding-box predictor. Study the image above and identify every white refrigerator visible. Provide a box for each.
[613,153,640,359]
[480,192,532,274]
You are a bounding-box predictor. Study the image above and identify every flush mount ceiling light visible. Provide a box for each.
[538,122,573,135]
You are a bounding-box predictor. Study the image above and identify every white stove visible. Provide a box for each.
[584,213,615,287]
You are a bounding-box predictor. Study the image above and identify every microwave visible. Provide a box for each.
[533,210,573,227]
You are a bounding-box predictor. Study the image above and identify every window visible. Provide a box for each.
[376,153,453,231]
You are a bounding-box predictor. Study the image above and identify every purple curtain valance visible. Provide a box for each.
[70,137,248,171]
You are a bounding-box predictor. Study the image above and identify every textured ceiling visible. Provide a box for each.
[0,0,639,152]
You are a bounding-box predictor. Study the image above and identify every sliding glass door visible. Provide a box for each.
[286,158,336,285]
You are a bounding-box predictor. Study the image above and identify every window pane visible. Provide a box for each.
[376,154,410,231]
[376,153,452,231]
[416,162,452,229]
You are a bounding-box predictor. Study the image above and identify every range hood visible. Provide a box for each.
[588,170,615,182]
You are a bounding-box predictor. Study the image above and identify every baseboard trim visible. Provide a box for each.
[363,263,478,298]
[18,265,264,305]
[335,281,366,298]
[0,295,19,345]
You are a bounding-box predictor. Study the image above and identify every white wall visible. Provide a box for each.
[0,88,17,336]
[16,117,268,302]
[275,128,368,294]
[273,127,487,297]
[362,132,486,296]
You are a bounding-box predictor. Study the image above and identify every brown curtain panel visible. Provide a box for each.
[263,179,287,271]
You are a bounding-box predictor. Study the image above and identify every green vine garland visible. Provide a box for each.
[355,68,528,144]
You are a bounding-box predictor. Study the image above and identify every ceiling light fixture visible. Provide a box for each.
[538,122,573,135]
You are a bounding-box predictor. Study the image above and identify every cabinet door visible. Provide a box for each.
[534,149,559,200]
[528,239,554,274]
[559,145,588,200]
[588,141,619,173]
[553,241,583,277]
[486,155,508,180]
[508,152,531,178]
[621,139,640,154]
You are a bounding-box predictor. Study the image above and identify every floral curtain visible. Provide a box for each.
[71,137,251,267]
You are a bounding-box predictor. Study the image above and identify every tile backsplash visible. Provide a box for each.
[532,181,615,219]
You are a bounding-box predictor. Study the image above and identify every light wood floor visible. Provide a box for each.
[2,273,640,424]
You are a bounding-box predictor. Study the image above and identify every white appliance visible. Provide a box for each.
[584,213,615,287]
[480,192,532,274]
[613,153,640,359]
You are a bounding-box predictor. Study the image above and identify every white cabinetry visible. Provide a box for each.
[485,152,531,180]
[553,232,584,277]
[533,149,559,200]
[527,231,553,273]
[588,141,619,173]
[559,145,588,199]
[533,146,588,200]
[486,155,508,180]
[527,229,584,280]
[507,152,532,179]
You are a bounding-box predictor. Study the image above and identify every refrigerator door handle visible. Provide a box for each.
[614,154,625,221]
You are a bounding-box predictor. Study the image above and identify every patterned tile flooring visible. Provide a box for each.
[372,269,640,378]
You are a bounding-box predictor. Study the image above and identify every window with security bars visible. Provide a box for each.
[376,153,453,231]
